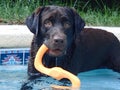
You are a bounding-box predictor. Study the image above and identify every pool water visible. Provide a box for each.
[0,66,120,90]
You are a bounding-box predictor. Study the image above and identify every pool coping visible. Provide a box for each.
[0,25,120,48]
[0,25,33,48]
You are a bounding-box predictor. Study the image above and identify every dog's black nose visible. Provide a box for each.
[54,39,64,44]
[53,32,66,45]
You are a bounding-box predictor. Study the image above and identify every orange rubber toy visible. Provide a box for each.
[34,44,81,89]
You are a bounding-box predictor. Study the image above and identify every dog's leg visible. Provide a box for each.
[108,39,120,73]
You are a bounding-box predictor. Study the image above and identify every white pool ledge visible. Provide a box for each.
[0,25,33,48]
[0,25,120,48]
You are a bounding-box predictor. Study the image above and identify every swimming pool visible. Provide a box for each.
[0,48,120,90]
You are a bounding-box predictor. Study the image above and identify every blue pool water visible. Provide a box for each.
[0,66,120,90]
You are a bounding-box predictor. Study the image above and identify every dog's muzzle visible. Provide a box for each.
[44,30,67,57]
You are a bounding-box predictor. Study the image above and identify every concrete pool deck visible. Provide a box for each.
[0,25,120,48]
[0,25,33,48]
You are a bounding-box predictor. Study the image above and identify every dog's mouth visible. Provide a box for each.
[44,40,66,57]
[47,48,64,57]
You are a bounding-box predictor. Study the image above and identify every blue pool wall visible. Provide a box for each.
[0,48,30,65]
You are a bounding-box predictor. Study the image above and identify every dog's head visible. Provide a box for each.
[26,6,85,57]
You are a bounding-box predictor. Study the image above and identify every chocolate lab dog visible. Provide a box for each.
[26,6,120,78]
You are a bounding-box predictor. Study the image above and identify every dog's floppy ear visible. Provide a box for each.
[74,10,85,34]
[25,7,44,35]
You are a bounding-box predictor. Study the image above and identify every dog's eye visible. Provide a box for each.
[44,20,52,28]
[63,22,71,28]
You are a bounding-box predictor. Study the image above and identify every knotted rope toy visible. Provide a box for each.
[34,44,81,90]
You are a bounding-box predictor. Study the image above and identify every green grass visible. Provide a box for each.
[0,1,39,24]
[79,8,120,26]
[0,0,120,26]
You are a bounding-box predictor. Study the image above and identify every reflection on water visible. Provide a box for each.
[0,66,120,90]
